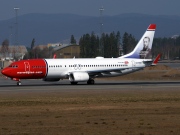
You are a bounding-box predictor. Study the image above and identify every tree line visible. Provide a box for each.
[79,31,137,58]
[152,37,180,59]
[79,32,180,59]
[1,33,180,60]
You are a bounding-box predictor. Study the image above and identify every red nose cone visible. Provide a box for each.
[1,67,16,78]
[1,68,6,75]
[1,68,11,77]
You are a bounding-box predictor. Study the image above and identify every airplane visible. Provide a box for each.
[1,24,157,86]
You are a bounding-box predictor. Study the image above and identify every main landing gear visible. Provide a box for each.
[87,78,95,85]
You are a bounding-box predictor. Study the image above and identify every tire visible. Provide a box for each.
[87,79,95,85]
[17,81,21,86]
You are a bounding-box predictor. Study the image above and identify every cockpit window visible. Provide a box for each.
[9,65,18,68]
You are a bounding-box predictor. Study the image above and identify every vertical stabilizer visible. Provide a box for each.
[120,24,156,59]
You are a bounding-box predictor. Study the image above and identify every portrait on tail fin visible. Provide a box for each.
[119,24,156,59]
[139,36,151,59]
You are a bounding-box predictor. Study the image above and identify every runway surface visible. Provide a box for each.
[0,78,180,93]
[0,78,180,135]
[159,62,180,69]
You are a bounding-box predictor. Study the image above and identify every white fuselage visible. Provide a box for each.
[44,58,146,79]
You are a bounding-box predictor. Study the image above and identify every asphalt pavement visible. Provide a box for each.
[0,78,179,93]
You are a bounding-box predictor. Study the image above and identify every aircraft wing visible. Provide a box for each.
[86,67,131,77]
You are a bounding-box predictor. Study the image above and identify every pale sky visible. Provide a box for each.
[0,0,180,20]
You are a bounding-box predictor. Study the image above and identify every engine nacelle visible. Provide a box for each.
[69,72,89,82]
[43,78,60,82]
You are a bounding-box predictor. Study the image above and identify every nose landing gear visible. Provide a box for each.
[12,78,21,86]
[17,81,21,86]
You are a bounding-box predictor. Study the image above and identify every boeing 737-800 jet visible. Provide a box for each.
[1,24,157,85]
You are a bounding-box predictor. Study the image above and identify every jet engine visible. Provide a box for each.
[69,72,89,82]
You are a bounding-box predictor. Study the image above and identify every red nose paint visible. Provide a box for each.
[1,59,47,79]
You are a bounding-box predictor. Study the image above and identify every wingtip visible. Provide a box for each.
[152,53,161,65]
[53,54,57,59]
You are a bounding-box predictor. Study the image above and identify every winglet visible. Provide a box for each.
[53,54,57,59]
[151,53,161,66]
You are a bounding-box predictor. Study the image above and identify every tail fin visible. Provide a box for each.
[120,24,156,59]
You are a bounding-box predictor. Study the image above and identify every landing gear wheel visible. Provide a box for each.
[71,82,78,85]
[87,79,95,85]
[17,81,21,86]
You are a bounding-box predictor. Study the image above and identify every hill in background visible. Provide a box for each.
[0,13,180,46]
